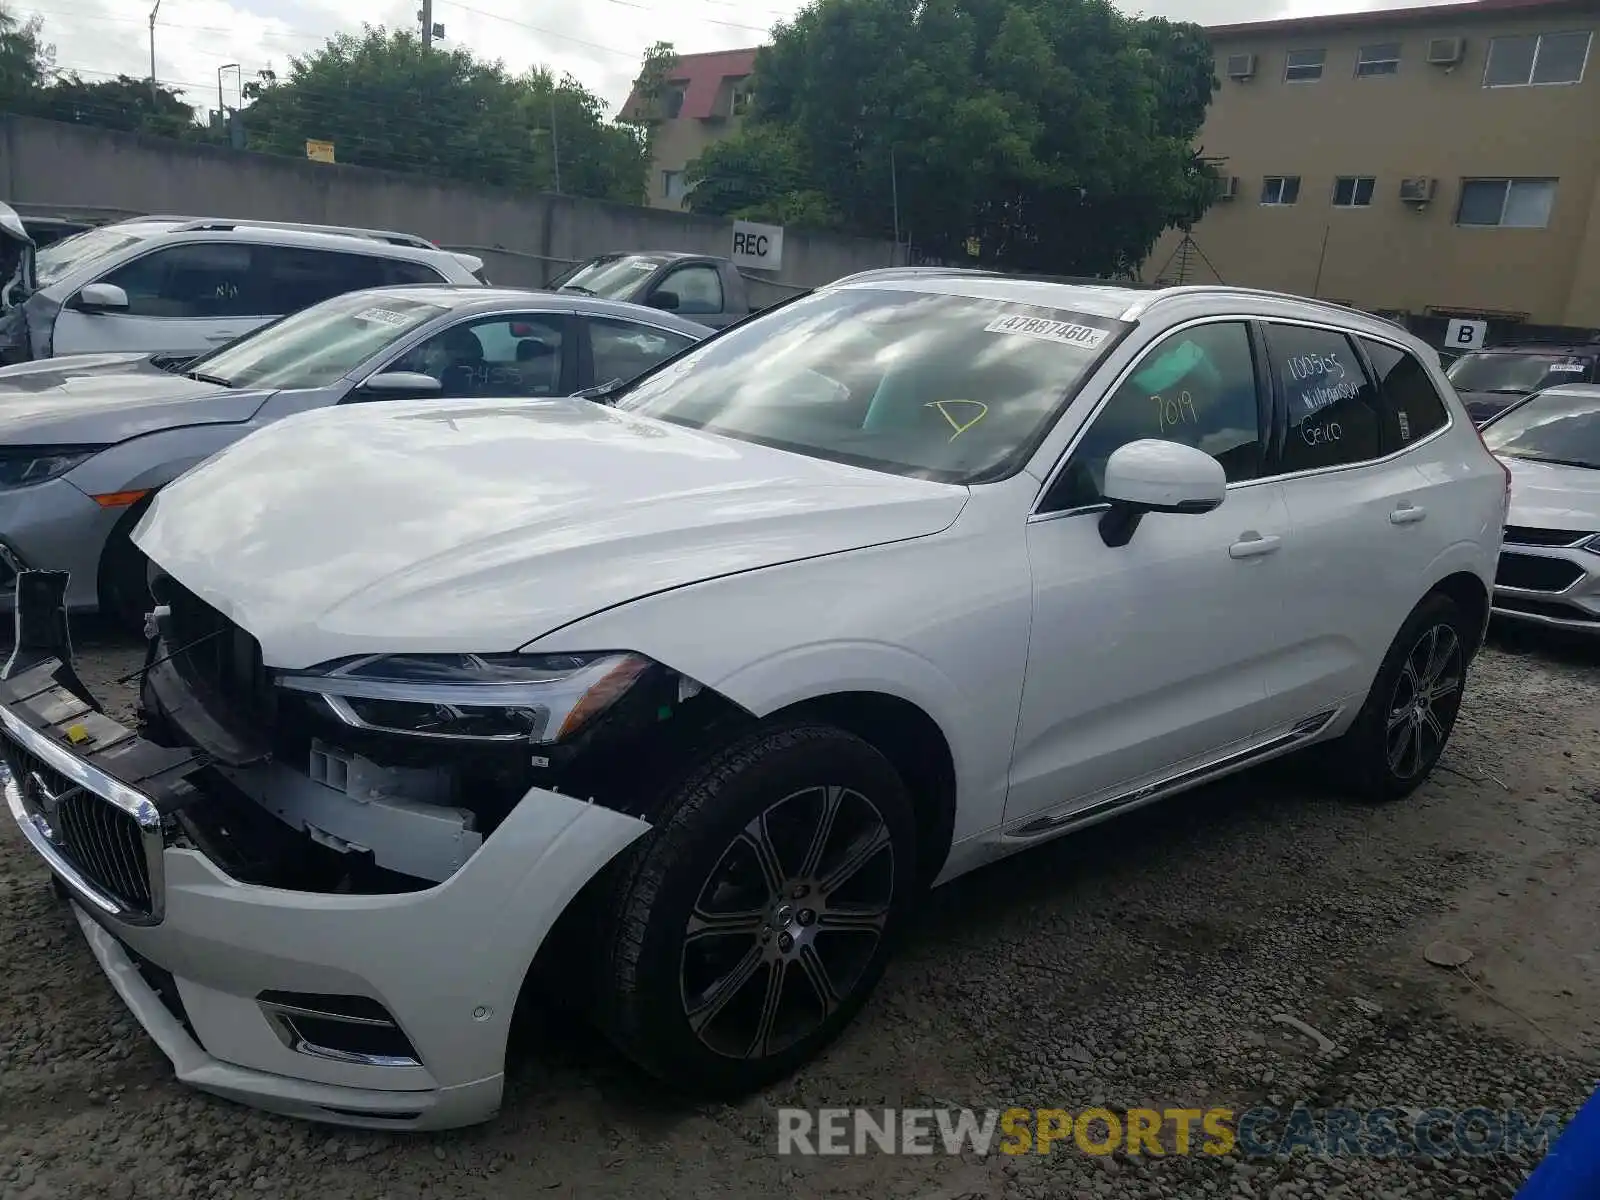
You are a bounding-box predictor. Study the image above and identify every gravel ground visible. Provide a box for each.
[1,619,1597,1200]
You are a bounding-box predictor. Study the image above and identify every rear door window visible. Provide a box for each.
[255,246,401,313]
[1265,323,1382,473]
[1360,337,1451,449]
[587,317,699,387]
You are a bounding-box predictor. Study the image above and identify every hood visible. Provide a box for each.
[1502,455,1600,532]
[0,353,272,444]
[133,397,970,668]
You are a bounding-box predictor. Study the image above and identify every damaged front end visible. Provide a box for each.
[0,201,42,365]
[114,570,751,898]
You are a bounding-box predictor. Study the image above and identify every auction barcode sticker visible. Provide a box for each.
[352,307,413,327]
[985,314,1110,349]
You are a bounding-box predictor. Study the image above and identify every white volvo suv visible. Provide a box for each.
[1,273,1508,1130]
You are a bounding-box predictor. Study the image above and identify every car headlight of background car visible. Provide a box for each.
[276,652,654,743]
[0,445,107,489]
[1582,533,1600,556]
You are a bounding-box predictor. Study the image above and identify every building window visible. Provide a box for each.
[1356,42,1402,75]
[1261,176,1301,205]
[661,170,688,202]
[663,85,686,119]
[730,80,754,115]
[1456,178,1557,228]
[1284,48,1326,81]
[1483,31,1592,86]
[1333,176,1376,207]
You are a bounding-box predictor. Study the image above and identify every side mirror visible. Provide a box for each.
[1098,439,1226,548]
[356,371,443,399]
[75,282,129,313]
[647,290,681,312]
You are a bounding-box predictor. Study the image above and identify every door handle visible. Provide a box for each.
[1229,532,1282,559]
[1390,504,1427,525]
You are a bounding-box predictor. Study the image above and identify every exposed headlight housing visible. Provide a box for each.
[276,651,653,744]
[1582,532,1600,556]
[0,445,106,489]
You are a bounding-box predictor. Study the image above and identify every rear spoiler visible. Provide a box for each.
[449,252,486,278]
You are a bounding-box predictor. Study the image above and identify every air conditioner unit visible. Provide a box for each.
[1426,36,1464,65]
[1226,53,1257,80]
[1219,176,1240,200]
[1399,176,1437,203]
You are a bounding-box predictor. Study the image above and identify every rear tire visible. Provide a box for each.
[594,722,918,1097]
[97,496,156,634]
[1335,591,1472,803]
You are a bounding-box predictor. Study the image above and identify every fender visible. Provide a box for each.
[523,514,1036,847]
[64,422,261,501]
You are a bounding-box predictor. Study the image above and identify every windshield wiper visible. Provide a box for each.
[561,284,597,295]
[185,369,232,387]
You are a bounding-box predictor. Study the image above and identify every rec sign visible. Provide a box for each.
[732,220,784,271]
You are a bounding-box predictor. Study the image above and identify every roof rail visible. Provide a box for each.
[165,218,437,249]
[1128,284,1409,328]
[831,265,1151,289]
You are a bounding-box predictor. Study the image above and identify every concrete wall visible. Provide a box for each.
[0,114,898,299]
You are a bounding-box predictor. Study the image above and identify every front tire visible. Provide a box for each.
[1336,591,1471,802]
[595,722,918,1097]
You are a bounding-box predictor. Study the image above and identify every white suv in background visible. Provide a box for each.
[0,213,485,363]
[3,275,1508,1130]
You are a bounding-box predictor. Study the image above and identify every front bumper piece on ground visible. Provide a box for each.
[1,571,652,1130]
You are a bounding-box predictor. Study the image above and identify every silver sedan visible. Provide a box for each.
[0,285,712,626]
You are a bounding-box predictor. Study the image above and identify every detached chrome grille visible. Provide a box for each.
[0,722,162,922]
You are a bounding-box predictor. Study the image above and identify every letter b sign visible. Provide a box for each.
[1446,319,1486,350]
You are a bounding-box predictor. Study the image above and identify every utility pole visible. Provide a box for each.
[420,0,434,48]
[550,89,561,193]
[148,0,161,106]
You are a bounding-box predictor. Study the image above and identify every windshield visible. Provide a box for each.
[556,254,668,298]
[34,225,159,286]
[1481,389,1600,470]
[185,291,449,390]
[615,287,1128,482]
[1446,350,1591,394]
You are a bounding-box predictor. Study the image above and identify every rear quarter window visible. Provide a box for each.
[1360,337,1451,449]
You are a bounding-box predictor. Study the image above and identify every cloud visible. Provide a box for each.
[25,0,1453,117]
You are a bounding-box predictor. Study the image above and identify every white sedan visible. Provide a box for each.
[1481,382,1600,634]
[2,271,1507,1129]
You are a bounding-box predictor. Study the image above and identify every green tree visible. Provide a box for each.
[0,4,51,110]
[240,26,648,203]
[31,73,197,138]
[686,0,1218,277]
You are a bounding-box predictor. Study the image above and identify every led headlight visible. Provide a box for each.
[0,445,107,489]
[276,651,653,743]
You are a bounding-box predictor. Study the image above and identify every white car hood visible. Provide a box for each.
[134,397,970,668]
[1502,455,1600,532]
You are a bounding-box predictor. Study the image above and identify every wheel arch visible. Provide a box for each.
[1427,568,1491,656]
[770,689,958,889]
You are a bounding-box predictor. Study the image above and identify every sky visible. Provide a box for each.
[21,0,1448,117]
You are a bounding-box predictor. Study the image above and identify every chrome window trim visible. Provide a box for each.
[1031,311,1457,519]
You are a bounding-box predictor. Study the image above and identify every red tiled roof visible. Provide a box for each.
[622,46,759,120]
[1209,0,1595,38]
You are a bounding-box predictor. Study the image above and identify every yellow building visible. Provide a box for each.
[1143,0,1600,328]
[623,48,758,212]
